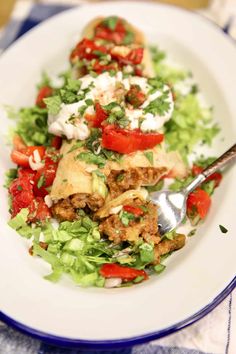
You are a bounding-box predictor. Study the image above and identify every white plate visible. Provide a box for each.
[0,1,235,349]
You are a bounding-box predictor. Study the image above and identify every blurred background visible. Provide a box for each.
[0,0,230,28]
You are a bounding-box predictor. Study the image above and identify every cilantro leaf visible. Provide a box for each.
[219,225,228,234]
[143,151,154,165]
[76,151,106,168]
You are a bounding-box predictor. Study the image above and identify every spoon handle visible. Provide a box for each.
[202,143,236,178]
[184,143,236,195]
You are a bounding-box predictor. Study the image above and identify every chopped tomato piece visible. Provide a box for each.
[28,197,51,222]
[13,134,27,150]
[94,19,126,45]
[134,67,143,77]
[123,205,144,217]
[51,136,62,150]
[92,60,117,74]
[36,86,53,108]
[111,47,144,66]
[100,263,148,281]
[10,150,30,168]
[17,168,35,179]
[126,85,146,108]
[33,157,58,197]
[187,189,211,219]
[70,38,107,62]
[11,191,35,217]
[85,102,108,128]
[11,146,46,168]
[9,176,33,197]
[192,164,203,176]
[102,125,164,154]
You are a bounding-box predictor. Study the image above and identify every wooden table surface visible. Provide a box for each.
[0,0,210,28]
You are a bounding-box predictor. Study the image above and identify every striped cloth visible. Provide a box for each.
[0,1,235,353]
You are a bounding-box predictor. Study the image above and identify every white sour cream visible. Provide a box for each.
[48,71,174,140]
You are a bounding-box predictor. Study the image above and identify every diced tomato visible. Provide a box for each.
[51,136,62,150]
[187,188,211,219]
[87,102,108,128]
[123,205,144,217]
[134,67,143,77]
[92,60,117,74]
[28,197,51,223]
[207,172,222,187]
[100,263,148,281]
[11,191,35,217]
[33,157,58,197]
[102,125,164,154]
[126,85,146,108]
[192,165,222,188]
[9,176,33,197]
[11,146,46,168]
[10,151,30,168]
[94,19,126,45]
[13,135,27,150]
[111,47,144,66]
[17,168,36,179]
[70,38,108,62]
[36,86,53,108]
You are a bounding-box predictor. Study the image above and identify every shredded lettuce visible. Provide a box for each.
[13,106,51,145]
[8,208,29,230]
[151,46,219,162]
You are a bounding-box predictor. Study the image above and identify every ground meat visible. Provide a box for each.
[153,234,186,264]
[51,199,76,222]
[99,200,161,244]
[107,167,167,197]
[70,193,104,211]
[52,193,105,221]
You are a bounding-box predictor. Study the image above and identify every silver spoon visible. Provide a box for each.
[150,143,236,236]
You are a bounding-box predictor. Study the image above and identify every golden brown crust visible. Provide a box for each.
[153,234,186,264]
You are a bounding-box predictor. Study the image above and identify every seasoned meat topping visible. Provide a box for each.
[107,167,167,197]
[52,193,104,221]
[51,199,76,222]
[99,200,161,244]
[153,234,186,264]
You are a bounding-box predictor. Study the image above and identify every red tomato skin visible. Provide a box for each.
[187,189,211,219]
[11,192,35,217]
[85,102,108,128]
[11,151,29,168]
[33,158,58,197]
[11,146,46,168]
[102,126,164,154]
[94,20,126,44]
[28,197,51,222]
[110,48,144,66]
[51,136,62,150]
[99,263,148,281]
[17,168,36,179]
[92,60,117,74]
[70,39,107,61]
[123,205,144,217]
[9,176,33,197]
[36,86,53,108]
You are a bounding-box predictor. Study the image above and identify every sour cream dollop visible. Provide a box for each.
[48,71,174,140]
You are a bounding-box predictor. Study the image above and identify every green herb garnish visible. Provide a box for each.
[219,225,228,234]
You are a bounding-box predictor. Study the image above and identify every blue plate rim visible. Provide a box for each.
[1,1,236,349]
[1,277,235,349]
